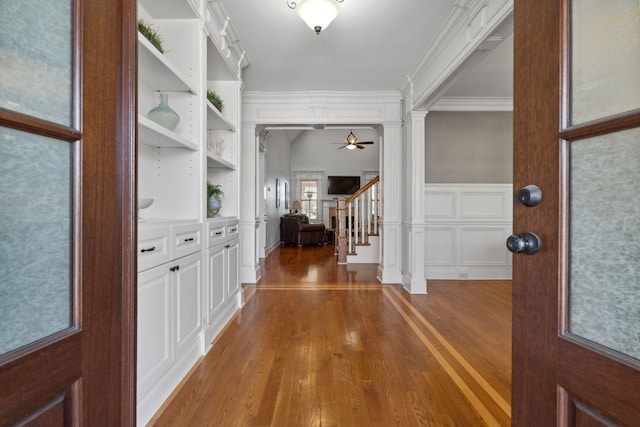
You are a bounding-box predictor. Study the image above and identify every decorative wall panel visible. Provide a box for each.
[424,184,512,279]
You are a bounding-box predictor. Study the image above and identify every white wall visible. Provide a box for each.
[264,131,292,252]
[424,184,513,279]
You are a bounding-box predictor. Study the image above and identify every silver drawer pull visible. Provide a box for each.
[184,237,194,242]
[141,246,156,253]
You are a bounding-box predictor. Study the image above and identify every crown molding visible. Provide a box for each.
[430,97,513,111]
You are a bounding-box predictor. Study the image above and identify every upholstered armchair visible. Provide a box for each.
[280,214,326,247]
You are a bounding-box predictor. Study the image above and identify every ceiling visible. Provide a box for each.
[219,0,514,94]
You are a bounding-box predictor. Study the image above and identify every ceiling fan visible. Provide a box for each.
[336,130,374,150]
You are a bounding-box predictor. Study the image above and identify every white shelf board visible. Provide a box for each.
[207,102,235,131]
[138,33,198,94]
[207,152,236,169]
[138,0,201,19]
[139,115,198,151]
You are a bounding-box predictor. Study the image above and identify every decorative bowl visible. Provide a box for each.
[139,198,154,210]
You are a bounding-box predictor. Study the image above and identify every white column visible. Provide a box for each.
[240,123,260,283]
[402,111,428,294]
[377,122,403,284]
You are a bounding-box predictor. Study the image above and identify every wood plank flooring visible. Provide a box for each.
[150,244,512,426]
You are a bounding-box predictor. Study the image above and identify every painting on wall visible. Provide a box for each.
[275,178,280,208]
[285,182,289,209]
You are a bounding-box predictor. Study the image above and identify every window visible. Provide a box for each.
[300,180,318,220]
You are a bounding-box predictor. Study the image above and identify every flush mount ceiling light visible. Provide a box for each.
[287,0,344,35]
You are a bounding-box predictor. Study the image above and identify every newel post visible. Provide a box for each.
[337,198,347,264]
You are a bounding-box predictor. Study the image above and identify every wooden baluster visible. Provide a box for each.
[337,198,347,263]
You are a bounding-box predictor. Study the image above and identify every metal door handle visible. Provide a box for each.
[506,232,541,255]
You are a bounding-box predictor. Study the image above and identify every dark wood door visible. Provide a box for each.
[0,0,136,425]
[513,0,640,425]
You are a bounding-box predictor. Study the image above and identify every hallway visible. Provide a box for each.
[150,245,512,426]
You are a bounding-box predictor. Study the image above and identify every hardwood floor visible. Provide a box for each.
[150,244,512,426]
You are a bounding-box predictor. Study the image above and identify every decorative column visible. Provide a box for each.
[378,122,403,284]
[240,122,260,283]
[403,110,428,294]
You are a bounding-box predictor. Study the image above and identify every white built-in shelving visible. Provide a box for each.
[207,101,235,132]
[135,0,248,425]
[137,34,198,94]
[138,116,198,151]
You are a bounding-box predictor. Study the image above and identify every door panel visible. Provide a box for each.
[569,0,640,125]
[568,128,640,361]
[0,0,136,424]
[0,0,74,126]
[513,0,640,425]
[0,126,74,356]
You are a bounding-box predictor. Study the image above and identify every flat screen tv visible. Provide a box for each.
[327,176,360,195]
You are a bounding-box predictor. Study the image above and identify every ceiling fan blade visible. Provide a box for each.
[357,141,374,145]
[337,145,347,149]
[356,145,365,149]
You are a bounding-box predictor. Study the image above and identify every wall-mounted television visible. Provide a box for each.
[327,176,360,195]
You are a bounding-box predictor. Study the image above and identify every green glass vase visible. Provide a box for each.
[148,93,180,131]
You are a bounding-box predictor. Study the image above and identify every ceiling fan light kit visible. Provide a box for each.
[336,130,374,150]
[287,0,344,35]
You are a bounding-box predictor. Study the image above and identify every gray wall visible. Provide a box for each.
[264,132,292,251]
[290,129,379,200]
[425,111,513,183]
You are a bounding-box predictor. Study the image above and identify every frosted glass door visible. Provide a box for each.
[0,0,76,357]
[567,0,640,361]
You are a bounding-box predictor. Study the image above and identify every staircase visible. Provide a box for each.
[336,176,380,264]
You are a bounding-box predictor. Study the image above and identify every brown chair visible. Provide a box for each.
[280,214,326,247]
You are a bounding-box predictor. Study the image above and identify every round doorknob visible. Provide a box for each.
[506,232,541,255]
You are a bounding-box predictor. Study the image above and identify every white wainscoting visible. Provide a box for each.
[424,184,513,280]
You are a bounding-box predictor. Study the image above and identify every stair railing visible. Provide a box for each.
[336,176,380,264]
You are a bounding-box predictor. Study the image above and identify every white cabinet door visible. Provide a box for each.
[173,252,202,359]
[207,243,226,321]
[138,264,173,397]
[226,238,240,297]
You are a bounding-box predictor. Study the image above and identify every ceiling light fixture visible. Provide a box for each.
[287,0,344,35]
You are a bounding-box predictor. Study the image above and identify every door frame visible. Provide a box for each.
[0,0,137,424]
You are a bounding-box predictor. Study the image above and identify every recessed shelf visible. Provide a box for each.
[138,33,198,94]
[207,152,236,170]
[207,102,235,131]
[139,115,198,151]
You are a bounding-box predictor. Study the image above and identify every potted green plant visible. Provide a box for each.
[207,183,224,217]
[138,19,165,53]
[207,90,224,113]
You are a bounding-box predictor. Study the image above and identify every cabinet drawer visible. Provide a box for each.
[138,226,171,272]
[226,221,239,240]
[172,223,202,259]
[208,223,226,248]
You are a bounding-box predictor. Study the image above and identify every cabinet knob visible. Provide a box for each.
[169,265,181,272]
